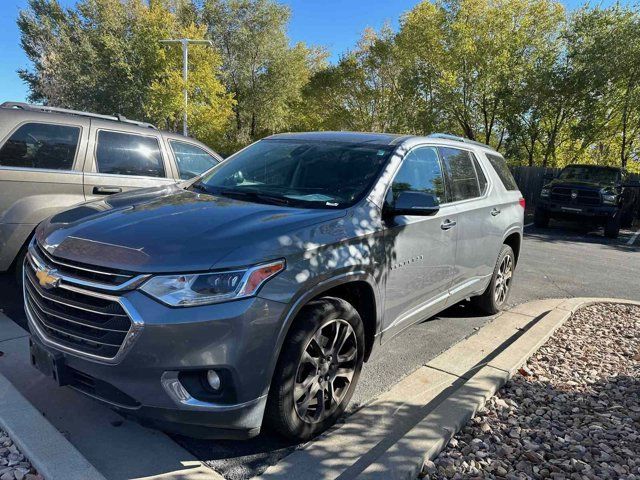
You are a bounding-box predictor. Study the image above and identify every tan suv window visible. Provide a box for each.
[0,122,80,170]
[169,140,219,179]
[96,130,165,177]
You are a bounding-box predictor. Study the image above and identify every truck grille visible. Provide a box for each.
[550,187,601,206]
[24,246,140,361]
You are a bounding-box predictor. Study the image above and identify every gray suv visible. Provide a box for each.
[0,102,222,281]
[24,132,524,440]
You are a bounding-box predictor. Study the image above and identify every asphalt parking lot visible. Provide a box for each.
[0,219,639,480]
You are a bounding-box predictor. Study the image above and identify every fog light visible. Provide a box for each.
[206,370,221,391]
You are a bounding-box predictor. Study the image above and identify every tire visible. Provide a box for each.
[265,296,365,441]
[533,207,550,228]
[604,213,621,238]
[472,244,515,315]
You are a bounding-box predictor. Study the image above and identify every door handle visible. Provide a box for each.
[93,186,122,195]
[491,208,501,216]
[441,219,457,230]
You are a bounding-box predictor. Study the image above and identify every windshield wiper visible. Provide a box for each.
[189,182,208,193]
[217,189,294,207]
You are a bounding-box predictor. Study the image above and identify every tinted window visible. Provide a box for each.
[96,131,165,177]
[196,139,393,208]
[439,147,481,201]
[0,122,80,170]
[558,165,619,184]
[474,156,488,194]
[170,140,219,179]
[388,146,445,204]
[486,153,519,190]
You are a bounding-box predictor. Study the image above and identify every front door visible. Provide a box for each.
[380,145,458,341]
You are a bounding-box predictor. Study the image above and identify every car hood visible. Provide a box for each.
[36,185,347,273]
[545,179,610,190]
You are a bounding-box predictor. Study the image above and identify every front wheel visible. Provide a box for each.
[472,244,515,315]
[604,213,621,238]
[621,208,634,229]
[533,207,550,228]
[265,297,365,441]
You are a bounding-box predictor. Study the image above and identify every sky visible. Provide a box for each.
[0,0,626,103]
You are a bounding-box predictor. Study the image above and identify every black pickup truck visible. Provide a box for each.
[534,164,639,238]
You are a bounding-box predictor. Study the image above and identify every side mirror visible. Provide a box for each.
[385,191,440,217]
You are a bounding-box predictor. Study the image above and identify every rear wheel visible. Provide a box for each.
[472,244,515,315]
[604,213,621,238]
[533,207,550,228]
[265,297,364,441]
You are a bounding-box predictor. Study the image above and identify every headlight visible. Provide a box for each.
[602,193,617,205]
[140,260,285,307]
[540,188,550,198]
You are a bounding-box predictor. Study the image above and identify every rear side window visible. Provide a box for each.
[439,147,483,201]
[0,122,80,170]
[96,130,165,177]
[486,153,518,190]
[169,140,219,179]
[474,156,488,195]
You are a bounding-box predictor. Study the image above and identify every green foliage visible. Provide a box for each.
[18,0,234,144]
[203,0,324,152]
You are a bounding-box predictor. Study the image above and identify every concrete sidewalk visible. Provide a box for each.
[0,313,220,480]
[259,297,640,480]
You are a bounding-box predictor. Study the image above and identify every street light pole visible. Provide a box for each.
[159,38,213,137]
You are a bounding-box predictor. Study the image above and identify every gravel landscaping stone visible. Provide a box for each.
[0,430,42,480]
[424,303,640,480]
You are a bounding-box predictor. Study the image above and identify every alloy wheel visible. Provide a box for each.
[494,253,513,305]
[293,319,358,424]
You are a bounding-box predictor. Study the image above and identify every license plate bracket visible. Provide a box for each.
[29,338,71,386]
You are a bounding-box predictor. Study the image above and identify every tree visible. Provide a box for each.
[567,6,640,170]
[18,0,234,145]
[203,0,322,151]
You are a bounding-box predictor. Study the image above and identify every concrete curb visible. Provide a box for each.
[0,371,106,480]
[259,297,640,480]
[358,297,640,479]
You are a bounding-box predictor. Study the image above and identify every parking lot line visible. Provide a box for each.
[627,228,640,246]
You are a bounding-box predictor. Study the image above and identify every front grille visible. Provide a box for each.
[24,249,134,360]
[550,187,601,206]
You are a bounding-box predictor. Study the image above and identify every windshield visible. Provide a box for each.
[558,166,619,184]
[192,139,394,208]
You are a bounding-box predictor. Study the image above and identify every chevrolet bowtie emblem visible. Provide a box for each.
[36,268,61,290]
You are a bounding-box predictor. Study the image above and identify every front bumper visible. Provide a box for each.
[26,283,288,439]
[537,200,616,220]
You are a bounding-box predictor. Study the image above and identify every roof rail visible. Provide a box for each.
[427,133,495,150]
[0,102,157,130]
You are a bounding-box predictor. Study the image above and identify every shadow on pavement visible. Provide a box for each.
[525,219,640,252]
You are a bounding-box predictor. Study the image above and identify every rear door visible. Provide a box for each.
[83,127,176,201]
[439,147,503,301]
[0,117,88,269]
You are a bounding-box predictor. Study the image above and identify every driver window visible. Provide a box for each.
[95,130,165,178]
[387,146,445,205]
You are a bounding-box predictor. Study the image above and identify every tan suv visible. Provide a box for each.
[0,102,222,280]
